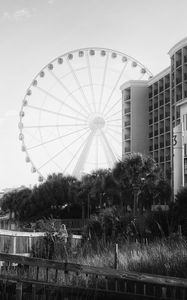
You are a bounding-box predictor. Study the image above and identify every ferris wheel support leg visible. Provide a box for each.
[73,130,96,178]
[100,130,116,166]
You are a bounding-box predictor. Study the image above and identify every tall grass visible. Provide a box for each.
[68,236,187,278]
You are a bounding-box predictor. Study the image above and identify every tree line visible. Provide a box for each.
[1,153,173,224]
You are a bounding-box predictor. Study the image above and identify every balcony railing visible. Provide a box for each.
[125,134,130,140]
[149,119,153,125]
[160,143,164,148]
[176,77,182,85]
[176,60,182,67]
[125,121,131,127]
[160,128,164,134]
[124,108,131,114]
[154,117,158,123]
[154,144,158,150]
[159,100,164,106]
[149,132,153,138]
[176,94,182,101]
[159,114,164,120]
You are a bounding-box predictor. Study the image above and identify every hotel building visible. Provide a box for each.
[121,37,187,196]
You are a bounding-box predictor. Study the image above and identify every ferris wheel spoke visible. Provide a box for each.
[24,123,87,129]
[27,105,86,122]
[63,135,89,173]
[27,126,88,150]
[100,130,116,165]
[104,131,120,160]
[105,109,121,121]
[107,123,121,128]
[104,97,121,118]
[38,129,90,171]
[95,134,99,170]
[36,85,87,119]
[98,52,109,113]
[107,126,121,137]
[106,129,122,145]
[66,58,93,114]
[107,118,122,123]
[86,51,96,113]
[48,71,89,117]
[73,129,96,177]
[100,134,112,168]
[101,61,128,114]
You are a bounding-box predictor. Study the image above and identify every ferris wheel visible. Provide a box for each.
[19,47,152,182]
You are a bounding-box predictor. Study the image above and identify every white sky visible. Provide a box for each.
[1,0,187,189]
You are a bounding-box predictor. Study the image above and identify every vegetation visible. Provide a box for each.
[1,153,171,223]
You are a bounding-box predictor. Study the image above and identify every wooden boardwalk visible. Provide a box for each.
[0,253,187,299]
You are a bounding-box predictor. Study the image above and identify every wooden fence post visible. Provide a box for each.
[114,243,119,270]
[16,282,22,300]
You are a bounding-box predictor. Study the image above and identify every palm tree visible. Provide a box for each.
[112,153,162,214]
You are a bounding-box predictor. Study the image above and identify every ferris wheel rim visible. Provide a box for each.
[19,46,152,182]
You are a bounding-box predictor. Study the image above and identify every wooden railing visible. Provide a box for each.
[0,253,186,299]
[0,229,82,256]
[0,229,45,255]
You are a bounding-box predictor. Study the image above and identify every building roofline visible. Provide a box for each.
[148,66,170,85]
[120,80,148,90]
[168,37,187,57]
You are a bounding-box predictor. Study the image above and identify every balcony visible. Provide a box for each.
[184,55,187,63]
[184,73,187,81]
[159,114,164,120]
[154,144,158,150]
[149,92,153,98]
[176,94,182,101]
[154,117,158,123]
[165,97,170,103]
[184,90,187,98]
[166,155,170,161]
[125,121,131,127]
[160,128,164,134]
[125,134,130,140]
[125,147,131,153]
[165,126,170,132]
[154,103,158,109]
[149,145,153,151]
[149,105,153,111]
[160,142,164,148]
[124,108,131,114]
[159,100,164,106]
[176,60,182,68]
[154,90,158,96]
[165,111,170,118]
[149,119,153,125]
[165,83,170,89]
[159,86,163,92]
[154,130,158,136]
[125,95,131,101]
[149,132,153,138]
[160,156,164,162]
[176,77,182,85]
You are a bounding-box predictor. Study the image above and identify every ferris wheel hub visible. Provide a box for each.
[89,116,105,130]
